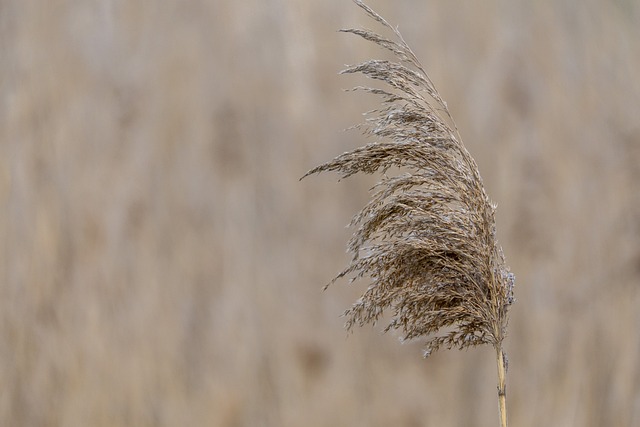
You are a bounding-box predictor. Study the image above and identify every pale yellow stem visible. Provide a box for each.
[496,347,508,427]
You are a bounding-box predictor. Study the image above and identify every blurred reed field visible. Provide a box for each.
[0,0,639,426]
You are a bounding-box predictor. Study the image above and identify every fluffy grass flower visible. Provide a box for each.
[303,2,515,425]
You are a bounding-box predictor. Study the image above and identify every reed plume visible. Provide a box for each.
[302,1,514,425]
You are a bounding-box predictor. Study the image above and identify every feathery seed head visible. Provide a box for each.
[303,0,514,357]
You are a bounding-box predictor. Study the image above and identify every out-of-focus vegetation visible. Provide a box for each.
[1,1,638,426]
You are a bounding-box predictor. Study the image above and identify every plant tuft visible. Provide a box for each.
[302,2,515,425]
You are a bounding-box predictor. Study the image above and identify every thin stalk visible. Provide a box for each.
[496,346,508,427]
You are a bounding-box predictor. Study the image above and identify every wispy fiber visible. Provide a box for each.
[302,2,515,424]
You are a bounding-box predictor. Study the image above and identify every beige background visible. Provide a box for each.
[1,0,639,426]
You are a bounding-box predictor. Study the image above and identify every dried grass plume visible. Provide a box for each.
[302,3,515,423]
[302,2,515,424]
[304,0,514,354]
[303,0,515,426]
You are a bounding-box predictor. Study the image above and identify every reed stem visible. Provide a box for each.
[496,347,508,427]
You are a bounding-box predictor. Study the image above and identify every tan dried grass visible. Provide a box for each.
[302,1,515,425]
